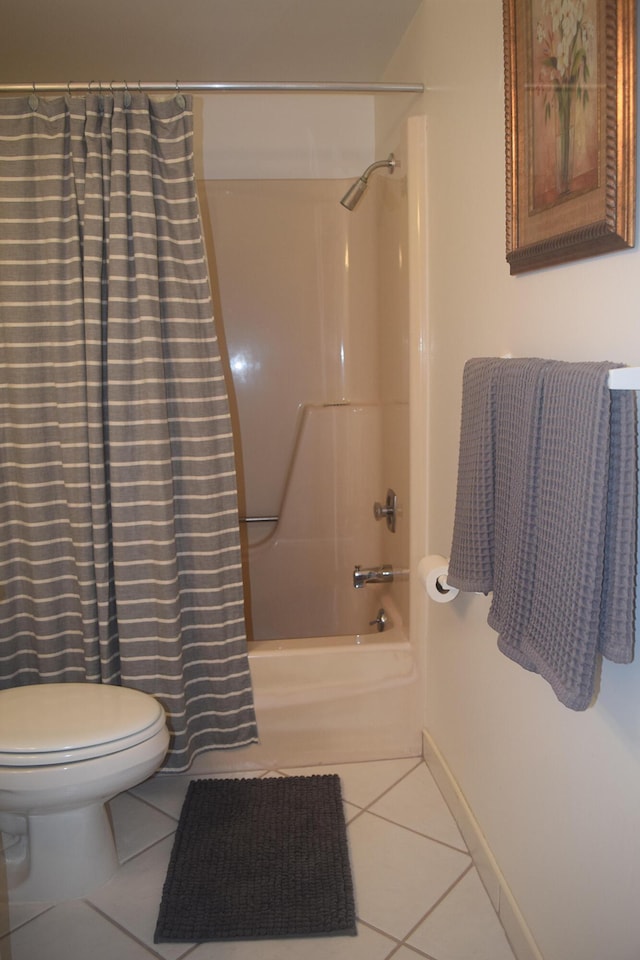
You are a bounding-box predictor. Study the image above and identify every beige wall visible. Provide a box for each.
[194,94,375,179]
[381,3,640,960]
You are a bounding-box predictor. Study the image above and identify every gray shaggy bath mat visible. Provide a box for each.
[154,774,357,942]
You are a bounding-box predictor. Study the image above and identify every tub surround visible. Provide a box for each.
[188,607,421,774]
[201,124,412,644]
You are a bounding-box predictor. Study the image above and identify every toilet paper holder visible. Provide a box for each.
[418,555,460,603]
[435,574,452,595]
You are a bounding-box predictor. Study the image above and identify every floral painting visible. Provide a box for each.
[503,0,636,273]
[530,0,599,210]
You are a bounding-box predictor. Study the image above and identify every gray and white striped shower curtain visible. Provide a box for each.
[0,93,258,770]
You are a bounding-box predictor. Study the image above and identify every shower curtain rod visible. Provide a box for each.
[0,80,424,95]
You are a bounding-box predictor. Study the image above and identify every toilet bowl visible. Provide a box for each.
[0,682,170,902]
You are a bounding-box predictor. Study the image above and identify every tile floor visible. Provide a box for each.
[0,757,517,960]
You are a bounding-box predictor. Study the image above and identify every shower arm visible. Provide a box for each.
[358,155,397,185]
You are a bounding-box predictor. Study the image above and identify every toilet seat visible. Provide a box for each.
[0,683,167,766]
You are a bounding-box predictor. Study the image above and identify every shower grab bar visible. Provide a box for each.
[239,515,279,523]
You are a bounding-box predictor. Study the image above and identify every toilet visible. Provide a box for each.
[0,682,170,902]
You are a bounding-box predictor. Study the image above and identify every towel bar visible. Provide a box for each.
[501,356,639,389]
[608,367,640,390]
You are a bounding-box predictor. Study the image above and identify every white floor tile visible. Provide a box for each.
[369,762,466,850]
[0,897,51,938]
[390,947,435,960]
[88,835,192,960]
[109,792,177,862]
[0,899,156,960]
[408,868,517,960]
[130,769,266,819]
[1,759,520,960]
[279,758,420,808]
[348,811,470,940]
[129,774,193,819]
[344,800,362,823]
[188,921,397,960]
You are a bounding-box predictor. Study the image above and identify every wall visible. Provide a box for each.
[380,3,640,960]
[194,94,375,179]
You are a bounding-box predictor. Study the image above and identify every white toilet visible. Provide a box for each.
[0,682,170,902]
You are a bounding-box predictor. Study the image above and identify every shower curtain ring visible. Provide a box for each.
[95,80,105,113]
[175,80,186,110]
[28,82,38,111]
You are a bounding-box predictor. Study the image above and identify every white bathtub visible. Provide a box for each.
[189,621,422,774]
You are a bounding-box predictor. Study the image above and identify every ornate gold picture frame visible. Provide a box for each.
[503,0,636,274]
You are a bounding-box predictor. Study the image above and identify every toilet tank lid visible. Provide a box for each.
[0,683,166,756]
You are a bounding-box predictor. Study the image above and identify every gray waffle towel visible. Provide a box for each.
[448,358,637,710]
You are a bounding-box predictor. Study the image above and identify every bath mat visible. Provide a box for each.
[154,774,357,942]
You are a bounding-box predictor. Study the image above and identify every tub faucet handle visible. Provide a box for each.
[373,488,397,533]
[369,608,388,632]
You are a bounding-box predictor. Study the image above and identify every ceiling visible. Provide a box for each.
[1,0,422,85]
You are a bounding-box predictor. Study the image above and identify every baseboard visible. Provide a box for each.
[422,729,544,960]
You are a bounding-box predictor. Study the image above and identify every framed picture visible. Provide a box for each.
[503,0,636,274]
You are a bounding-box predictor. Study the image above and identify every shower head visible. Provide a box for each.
[339,153,397,211]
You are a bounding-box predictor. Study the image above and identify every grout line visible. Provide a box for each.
[360,806,471,855]
[400,862,475,946]
[343,805,367,826]
[385,942,439,960]
[173,942,204,959]
[337,756,471,854]
[0,902,56,939]
[84,900,175,960]
[121,789,182,823]
[355,757,424,811]
[111,829,175,870]
[118,831,176,866]
[355,916,401,946]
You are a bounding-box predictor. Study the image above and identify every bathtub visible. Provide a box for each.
[189,619,421,774]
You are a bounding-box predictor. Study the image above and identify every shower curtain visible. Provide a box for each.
[0,93,258,771]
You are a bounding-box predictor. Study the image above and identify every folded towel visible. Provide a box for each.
[448,358,637,710]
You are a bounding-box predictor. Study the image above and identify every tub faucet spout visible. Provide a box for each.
[353,564,394,589]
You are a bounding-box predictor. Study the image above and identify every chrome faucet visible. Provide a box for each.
[353,564,394,589]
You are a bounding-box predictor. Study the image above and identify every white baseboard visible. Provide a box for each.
[422,729,545,960]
